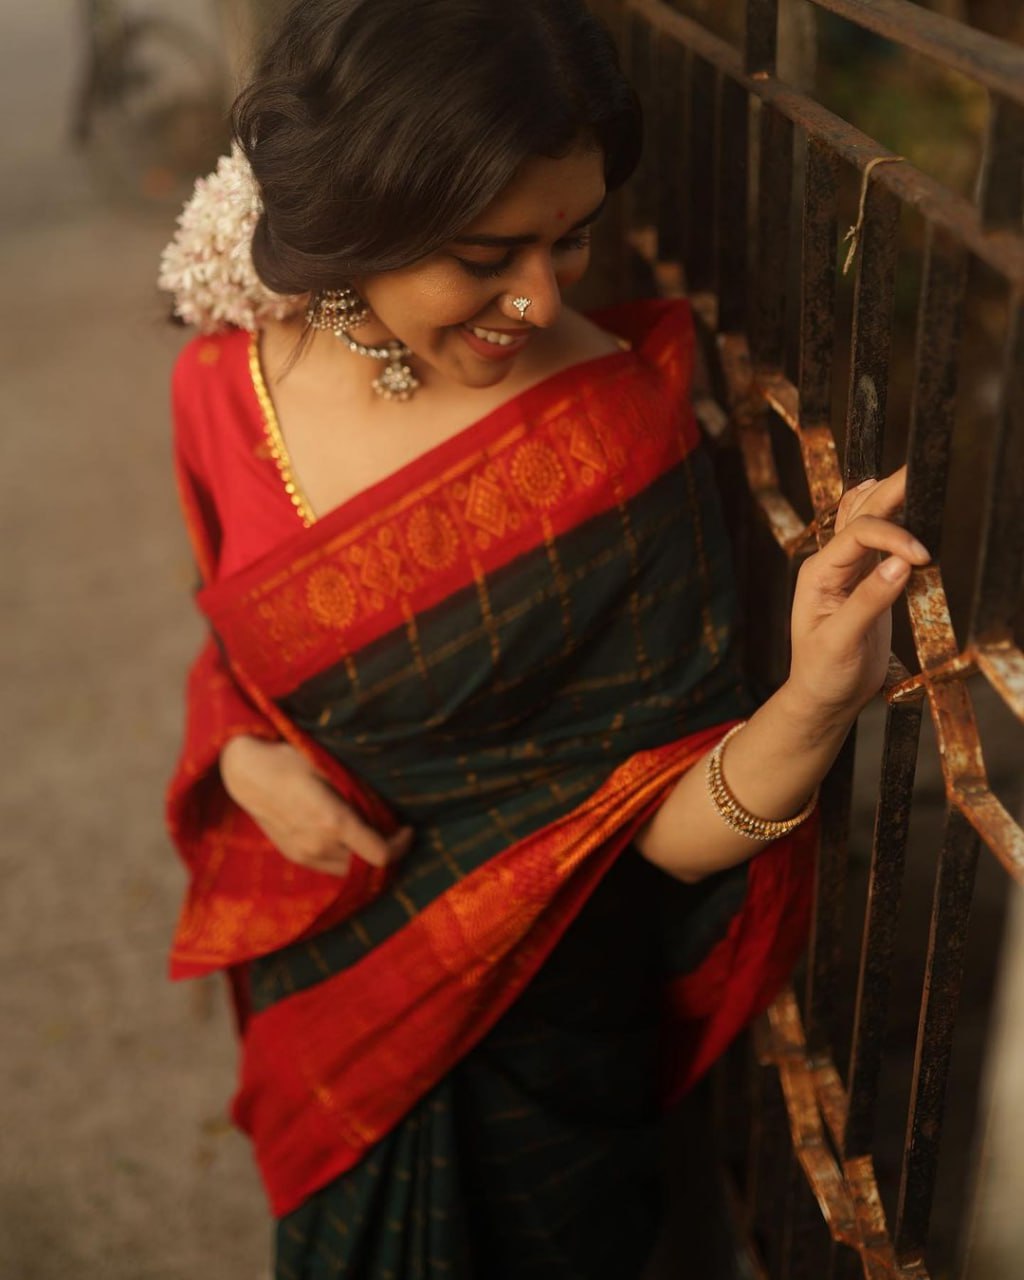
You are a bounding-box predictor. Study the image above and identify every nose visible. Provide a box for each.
[501,251,563,329]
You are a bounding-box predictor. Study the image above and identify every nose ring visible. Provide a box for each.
[511,296,532,320]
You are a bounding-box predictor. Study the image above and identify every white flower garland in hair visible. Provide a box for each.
[157,144,305,333]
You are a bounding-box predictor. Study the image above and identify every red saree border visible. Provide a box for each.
[232,722,791,1217]
[201,367,698,699]
[168,642,400,978]
[204,297,692,595]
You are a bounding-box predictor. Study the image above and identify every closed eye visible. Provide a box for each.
[455,230,593,281]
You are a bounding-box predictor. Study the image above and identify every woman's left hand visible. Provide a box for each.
[784,465,930,726]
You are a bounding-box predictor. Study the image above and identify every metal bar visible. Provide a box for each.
[628,13,658,228]
[977,96,1024,230]
[969,301,1024,645]
[609,7,1024,1278]
[723,1172,772,1280]
[895,805,982,1264]
[771,994,860,1248]
[799,135,840,431]
[954,778,1024,886]
[780,1154,832,1279]
[805,727,857,1061]
[746,0,779,77]
[828,1239,862,1280]
[742,1039,768,1228]
[815,1056,850,1157]
[975,645,1024,727]
[844,179,901,484]
[752,104,794,371]
[686,54,718,292]
[654,32,688,263]
[626,0,1024,286]
[805,0,1024,106]
[744,1037,768,1231]
[846,1155,928,1279]
[895,594,1024,884]
[794,134,844,523]
[748,1018,794,1274]
[717,75,751,332]
[903,225,968,560]
[845,699,924,1158]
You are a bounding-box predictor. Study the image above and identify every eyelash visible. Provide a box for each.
[456,232,592,280]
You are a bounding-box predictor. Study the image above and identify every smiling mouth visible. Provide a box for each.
[462,323,531,347]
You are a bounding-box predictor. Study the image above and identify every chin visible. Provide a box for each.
[456,360,515,390]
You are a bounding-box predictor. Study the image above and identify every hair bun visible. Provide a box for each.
[157,144,305,332]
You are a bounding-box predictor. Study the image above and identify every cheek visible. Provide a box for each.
[402,270,489,330]
[363,269,479,332]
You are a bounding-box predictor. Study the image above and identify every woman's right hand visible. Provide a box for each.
[219,735,413,876]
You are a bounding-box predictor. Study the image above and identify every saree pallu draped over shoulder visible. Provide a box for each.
[167,300,816,1277]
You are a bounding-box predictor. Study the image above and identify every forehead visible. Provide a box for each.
[464,148,606,232]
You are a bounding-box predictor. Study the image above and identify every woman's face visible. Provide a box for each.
[353,146,607,392]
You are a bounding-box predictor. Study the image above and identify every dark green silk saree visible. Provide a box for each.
[167,299,815,1278]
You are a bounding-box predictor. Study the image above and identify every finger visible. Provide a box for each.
[386,826,416,861]
[836,465,907,530]
[858,467,906,518]
[280,837,353,876]
[817,515,928,574]
[825,553,911,645]
[308,849,354,877]
[835,478,878,534]
[336,811,415,868]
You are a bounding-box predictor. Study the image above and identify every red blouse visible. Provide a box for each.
[170,301,690,584]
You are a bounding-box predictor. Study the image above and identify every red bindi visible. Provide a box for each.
[556,210,567,221]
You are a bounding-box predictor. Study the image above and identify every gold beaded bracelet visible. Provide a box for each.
[705,721,818,842]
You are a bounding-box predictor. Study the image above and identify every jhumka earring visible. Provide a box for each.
[306,287,420,402]
[306,287,371,332]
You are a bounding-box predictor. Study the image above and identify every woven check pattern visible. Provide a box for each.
[272,854,736,1280]
[251,447,748,1012]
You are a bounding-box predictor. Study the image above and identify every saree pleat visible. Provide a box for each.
[275,853,719,1280]
[166,299,816,1276]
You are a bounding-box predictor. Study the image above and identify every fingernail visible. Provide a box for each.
[855,477,877,490]
[910,538,930,560]
[881,556,910,582]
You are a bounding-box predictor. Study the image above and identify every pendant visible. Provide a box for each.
[372,345,421,401]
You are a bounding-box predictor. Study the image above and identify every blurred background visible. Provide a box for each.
[1,2,270,1277]
[0,1,1020,1278]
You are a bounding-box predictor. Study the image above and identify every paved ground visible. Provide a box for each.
[1,5,1020,1280]
[1,4,268,1277]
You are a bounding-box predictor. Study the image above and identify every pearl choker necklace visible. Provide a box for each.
[336,328,421,402]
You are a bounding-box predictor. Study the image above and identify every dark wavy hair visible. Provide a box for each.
[232,0,642,295]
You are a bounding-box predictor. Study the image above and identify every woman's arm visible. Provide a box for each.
[170,343,411,879]
[637,466,927,881]
[220,736,413,875]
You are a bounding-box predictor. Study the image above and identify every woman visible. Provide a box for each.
[161,1,927,1275]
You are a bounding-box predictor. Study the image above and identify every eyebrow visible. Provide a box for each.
[453,195,607,249]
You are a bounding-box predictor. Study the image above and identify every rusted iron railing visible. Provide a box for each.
[591,0,1024,1275]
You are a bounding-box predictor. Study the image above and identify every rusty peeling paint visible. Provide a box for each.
[616,2,1024,1274]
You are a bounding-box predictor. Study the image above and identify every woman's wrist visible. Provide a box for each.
[774,675,860,748]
